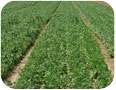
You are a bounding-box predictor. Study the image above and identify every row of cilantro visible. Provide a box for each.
[74,1,114,56]
[14,2,112,89]
[1,1,60,79]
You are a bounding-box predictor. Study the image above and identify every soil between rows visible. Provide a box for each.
[6,46,34,86]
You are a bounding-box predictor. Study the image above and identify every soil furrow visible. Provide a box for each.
[5,2,62,87]
[6,46,34,86]
[91,80,95,89]
[91,33,114,75]
[79,13,89,27]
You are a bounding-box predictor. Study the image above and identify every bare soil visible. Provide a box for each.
[92,33,114,75]
[5,2,62,87]
[65,83,69,89]
[79,14,89,27]
[6,46,34,86]
[91,80,95,89]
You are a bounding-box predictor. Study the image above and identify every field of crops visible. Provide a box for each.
[1,1,60,79]
[1,1,114,89]
[75,1,114,56]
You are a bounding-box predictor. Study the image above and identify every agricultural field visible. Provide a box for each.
[1,1,114,89]
[1,1,60,79]
[75,1,114,56]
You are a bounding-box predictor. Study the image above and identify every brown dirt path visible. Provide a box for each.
[93,1,111,8]
[6,46,34,86]
[72,1,114,88]
[5,2,62,87]
[92,33,114,75]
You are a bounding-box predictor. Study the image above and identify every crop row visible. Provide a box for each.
[74,1,114,56]
[1,1,60,79]
[14,2,112,89]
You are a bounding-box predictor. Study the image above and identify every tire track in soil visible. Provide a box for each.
[5,2,62,87]
[72,1,114,89]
